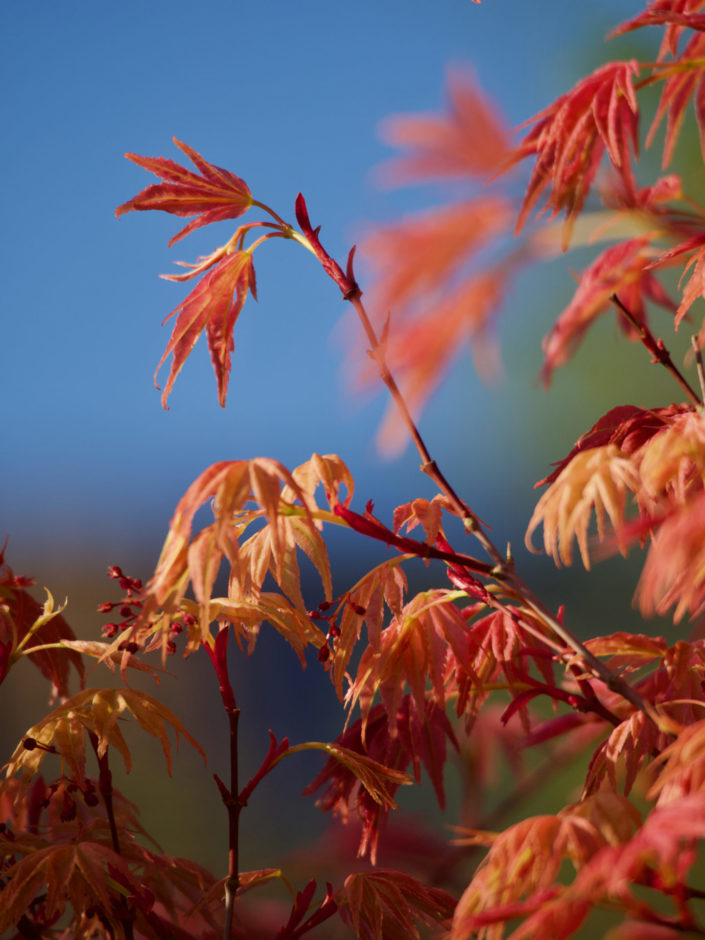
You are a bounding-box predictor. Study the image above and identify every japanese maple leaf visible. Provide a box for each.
[540,237,676,386]
[655,231,705,335]
[635,490,705,621]
[0,547,83,698]
[645,31,705,166]
[373,269,506,454]
[116,137,252,246]
[612,1,705,59]
[356,72,514,452]
[507,61,640,246]
[358,198,511,453]
[535,403,689,488]
[375,69,509,186]
[155,247,256,408]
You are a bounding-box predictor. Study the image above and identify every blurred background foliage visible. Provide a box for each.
[2,0,698,899]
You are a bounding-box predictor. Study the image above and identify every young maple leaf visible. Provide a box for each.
[5,687,205,784]
[361,198,511,318]
[135,455,350,659]
[583,710,663,797]
[635,490,705,620]
[526,444,642,568]
[450,798,638,940]
[116,137,253,246]
[0,548,84,699]
[637,409,705,508]
[0,841,132,935]
[611,0,705,60]
[536,404,689,489]
[344,588,475,731]
[654,231,705,336]
[304,696,454,863]
[648,716,705,803]
[375,69,509,186]
[372,269,507,455]
[646,31,705,166]
[540,237,676,386]
[155,246,257,408]
[327,558,407,702]
[339,869,456,940]
[357,72,514,452]
[507,61,640,246]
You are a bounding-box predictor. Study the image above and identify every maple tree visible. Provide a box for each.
[8,0,705,937]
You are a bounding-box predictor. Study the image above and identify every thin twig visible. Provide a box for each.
[203,630,241,940]
[88,733,135,940]
[611,293,701,406]
[691,335,705,405]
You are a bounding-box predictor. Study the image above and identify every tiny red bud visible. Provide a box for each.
[97,601,114,613]
[107,565,123,579]
[120,605,133,617]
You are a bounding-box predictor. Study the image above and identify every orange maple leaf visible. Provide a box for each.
[357,73,514,452]
[636,490,705,621]
[155,247,256,408]
[116,137,252,246]
[375,69,509,186]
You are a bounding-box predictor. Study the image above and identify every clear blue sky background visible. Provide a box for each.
[7,0,680,876]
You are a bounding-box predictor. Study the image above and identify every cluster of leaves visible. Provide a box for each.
[9,0,705,937]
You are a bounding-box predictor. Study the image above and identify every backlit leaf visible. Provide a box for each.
[5,687,204,781]
[339,869,455,940]
[116,137,252,246]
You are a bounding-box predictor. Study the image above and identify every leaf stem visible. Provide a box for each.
[88,733,135,940]
[691,334,705,405]
[610,293,701,406]
[203,629,241,940]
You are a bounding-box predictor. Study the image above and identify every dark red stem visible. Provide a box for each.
[88,732,134,940]
[203,629,240,939]
[610,293,701,406]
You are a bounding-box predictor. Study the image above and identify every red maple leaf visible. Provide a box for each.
[507,61,640,245]
[611,1,705,60]
[116,137,253,246]
[155,248,256,408]
[540,237,676,386]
